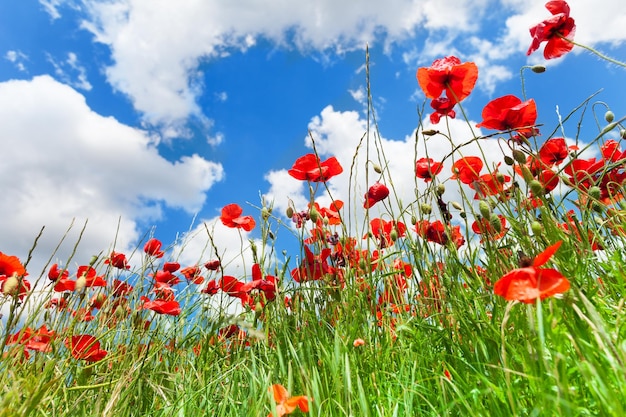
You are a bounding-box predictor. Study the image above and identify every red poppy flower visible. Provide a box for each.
[143,238,165,258]
[367,218,407,248]
[268,383,311,417]
[204,260,221,271]
[416,56,478,102]
[471,171,512,199]
[9,325,56,353]
[220,203,256,232]
[415,158,443,182]
[287,153,343,182]
[181,266,204,284]
[451,156,483,185]
[415,220,465,249]
[76,265,107,288]
[0,274,31,301]
[364,182,390,208]
[202,279,220,295]
[476,95,538,140]
[290,246,333,282]
[494,241,570,303]
[601,140,626,162]
[471,215,508,241]
[140,296,181,316]
[65,335,108,362]
[539,137,569,166]
[0,252,27,278]
[48,263,68,281]
[105,251,131,270]
[112,279,133,297]
[527,1,576,59]
[429,97,456,124]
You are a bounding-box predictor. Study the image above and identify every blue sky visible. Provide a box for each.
[1,0,626,281]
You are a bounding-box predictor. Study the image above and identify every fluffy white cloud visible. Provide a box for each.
[0,75,223,281]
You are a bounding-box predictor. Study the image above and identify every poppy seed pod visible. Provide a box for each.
[588,186,601,200]
[436,184,445,195]
[420,203,432,215]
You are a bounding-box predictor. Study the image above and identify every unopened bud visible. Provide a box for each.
[451,201,463,211]
[373,163,382,174]
[496,173,506,184]
[309,208,319,223]
[390,229,398,242]
[489,214,502,233]
[529,180,544,196]
[589,186,601,200]
[520,164,535,184]
[420,203,432,215]
[621,129,626,140]
[261,207,271,220]
[286,206,294,218]
[531,220,543,236]
[75,275,87,292]
[602,122,617,135]
[422,129,438,136]
[531,65,546,73]
[436,184,446,196]
[512,149,527,165]
[459,211,467,219]
[478,200,491,219]
[411,215,418,225]
[504,156,515,166]
[605,111,615,123]
[2,275,19,295]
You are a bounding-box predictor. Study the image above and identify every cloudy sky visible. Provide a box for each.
[1,0,625,283]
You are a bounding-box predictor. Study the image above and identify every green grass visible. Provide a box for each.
[3,35,626,417]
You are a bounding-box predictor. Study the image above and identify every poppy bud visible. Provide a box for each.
[286,206,294,218]
[2,275,19,295]
[504,156,515,166]
[489,214,502,233]
[589,186,601,200]
[261,207,270,220]
[496,173,506,183]
[479,201,491,219]
[511,149,527,165]
[451,201,463,211]
[411,215,418,225]
[89,255,99,266]
[372,163,382,174]
[520,165,534,184]
[75,275,87,292]
[309,208,319,223]
[459,211,467,219]
[605,111,615,123]
[621,129,626,140]
[529,180,544,196]
[436,184,445,196]
[602,122,617,135]
[531,65,546,73]
[422,129,438,136]
[531,220,543,236]
[420,203,432,215]
[390,229,398,242]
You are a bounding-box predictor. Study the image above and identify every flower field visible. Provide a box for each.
[2,2,626,415]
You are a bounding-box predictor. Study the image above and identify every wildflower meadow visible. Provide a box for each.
[3,1,626,415]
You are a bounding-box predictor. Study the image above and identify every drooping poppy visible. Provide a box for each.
[493,240,570,303]
[220,203,256,231]
[429,97,456,124]
[527,1,576,59]
[364,182,390,208]
[287,153,343,182]
[416,56,478,102]
[143,238,165,258]
[104,251,131,270]
[65,334,108,362]
[268,384,311,417]
[415,158,443,182]
[476,95,538,140]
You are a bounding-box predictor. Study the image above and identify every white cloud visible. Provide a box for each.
[5,50,28,72]
[0,75,223,282]
[47,52,93,91]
